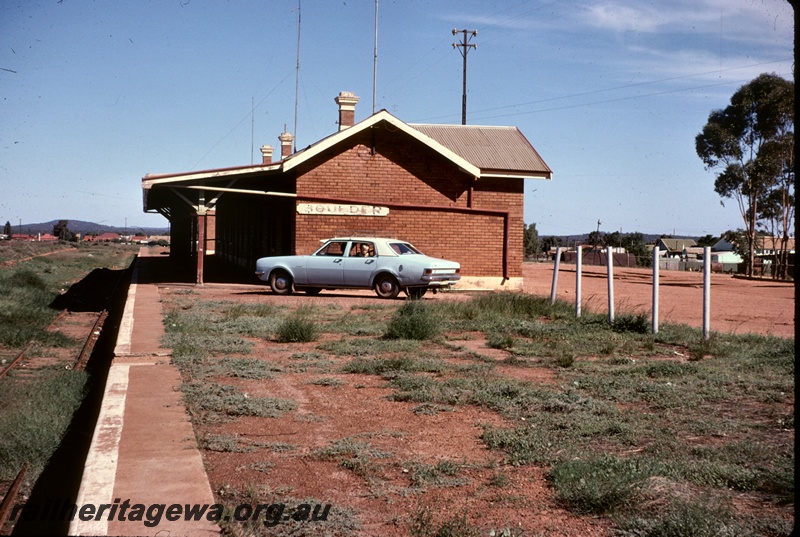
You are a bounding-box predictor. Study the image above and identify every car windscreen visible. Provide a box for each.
[389,242,422,255]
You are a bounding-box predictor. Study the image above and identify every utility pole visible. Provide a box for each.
[293,0,301,152]
[373,0,378,114]
[452,29,477,125]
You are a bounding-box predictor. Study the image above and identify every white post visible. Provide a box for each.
[607,246,615,324]
[550,247,562,305]
[652,246,660,334]
[576,246,582,318]
[703,246,711,340]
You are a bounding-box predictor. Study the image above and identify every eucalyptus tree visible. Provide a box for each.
[695,73,794,277]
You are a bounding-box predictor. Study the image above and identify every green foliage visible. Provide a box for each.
[549,455,649,514]
[385,300,439,340]
[523,222,541,258]
[182,383,297,423]
[0,370,88,480]
[611,313,650,334]
[341,355,445,377]
[314,437,391,477]
[696,73,794,277]
[617,499,745,537]
[0,269,76,347]
[275,313,318,343]
[408,505,479,537]
[52,220,76,242]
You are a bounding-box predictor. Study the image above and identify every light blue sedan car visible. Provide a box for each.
[255,237,461,299]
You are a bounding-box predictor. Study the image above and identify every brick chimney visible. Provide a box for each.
[278,132,294,159]
[335,91,359,131]
[260,145,274,164]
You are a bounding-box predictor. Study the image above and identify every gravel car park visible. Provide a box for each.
[255,237,461,299]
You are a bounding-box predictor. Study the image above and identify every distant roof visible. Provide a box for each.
[410,124,552,179]
[658,238,697,251]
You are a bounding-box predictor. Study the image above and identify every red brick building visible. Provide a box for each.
[142,92,552,287]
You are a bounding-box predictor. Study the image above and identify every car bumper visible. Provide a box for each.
[420,274,461,283]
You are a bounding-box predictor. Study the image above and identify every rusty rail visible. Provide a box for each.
[0,463,29,529]
[0,343,33,380]
[71,310,109,371]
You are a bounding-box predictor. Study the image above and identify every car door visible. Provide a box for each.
[304,241,347,286]
[342,241,377,287]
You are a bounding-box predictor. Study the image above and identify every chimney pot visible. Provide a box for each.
[260,145,274,164]
[334,91,360,131]
[278,132,294,159]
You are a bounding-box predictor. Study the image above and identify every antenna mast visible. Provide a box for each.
[293,0,301,152]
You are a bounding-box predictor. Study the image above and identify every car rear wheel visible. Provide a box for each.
[406,287,427,299]
[269,270,293,295]
[374,274,400,299]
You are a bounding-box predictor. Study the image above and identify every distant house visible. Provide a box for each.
[656,238,697,258]
[131,235,148,244]
[11,234,33,241]
[38,233,58,242]
[755,236,795,255]
[95,233,121,242]
[711,239,743,264]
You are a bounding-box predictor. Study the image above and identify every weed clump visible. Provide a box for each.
[549,455,649,514]
[276,314,318,343]
[385,300,439,340]
[611,313,650,334]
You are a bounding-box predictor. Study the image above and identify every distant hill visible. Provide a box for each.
[12,220,169,236]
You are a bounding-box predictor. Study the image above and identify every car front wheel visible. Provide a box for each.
[270,270,293,295]
[374,274,400,299]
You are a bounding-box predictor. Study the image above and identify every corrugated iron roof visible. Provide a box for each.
[409,124,552,178]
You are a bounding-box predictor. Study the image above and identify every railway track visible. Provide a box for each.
[0,259,135,535]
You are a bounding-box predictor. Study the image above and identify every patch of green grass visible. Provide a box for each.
[313,437,392,477]
[275,313,318,343]
[319,337,422,357]
[0,370,88,480]
[408,504,479,537]
[182,383,297,423]
[0,269,78,347]
[308,376,346,388]
[616,498,746,537]
[549,455,650,515]
[408,460,468,488]
[285,351,331,372]
[385,300,440,340]
[486,332,515,350]
[201,433,257,453]
[411,403,454,416]
[177,357,282,382]
[341,356,446,377]
[224,302,280,318]
[611,312,650,334]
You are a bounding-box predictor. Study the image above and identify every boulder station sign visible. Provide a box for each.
[296,203,389,217]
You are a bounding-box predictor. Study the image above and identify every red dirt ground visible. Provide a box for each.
[160,267,793,535]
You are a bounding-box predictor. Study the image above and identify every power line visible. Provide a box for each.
[414,59,791,123]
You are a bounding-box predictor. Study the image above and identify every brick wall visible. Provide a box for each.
[293,125,525,277]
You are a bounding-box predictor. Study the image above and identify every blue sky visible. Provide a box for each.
[1,0,793,237]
